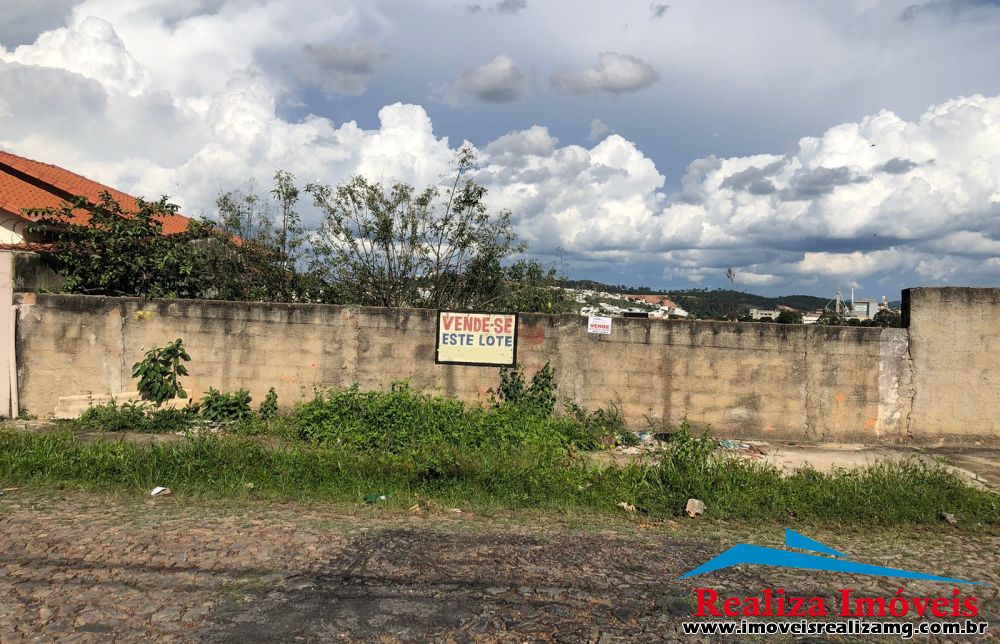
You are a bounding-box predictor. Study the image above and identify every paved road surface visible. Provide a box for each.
[1,491,997,641]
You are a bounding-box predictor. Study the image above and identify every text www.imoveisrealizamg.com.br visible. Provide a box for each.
[681,619,989,638]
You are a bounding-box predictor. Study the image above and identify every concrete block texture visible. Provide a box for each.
[12,288,999,443]
[904,288,999,441]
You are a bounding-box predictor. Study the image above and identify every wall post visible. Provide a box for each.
[0,250,16,418]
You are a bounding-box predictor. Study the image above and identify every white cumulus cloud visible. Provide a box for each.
[0,5,998,294]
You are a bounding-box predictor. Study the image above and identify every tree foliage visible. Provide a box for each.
[26,192,206,298]
[497,260,572,314]
[31,160,570,314]
[872,308,902,328]
[775,310,803,324]
[195,171,330,303]
[306,149,524,309]
[816,309,897,327]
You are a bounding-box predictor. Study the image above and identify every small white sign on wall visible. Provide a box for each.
[587,315,612,335]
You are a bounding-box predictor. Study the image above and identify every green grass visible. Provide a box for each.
[72,400,193,433]
[20,381,998,528]
[293,382,606,452]
[1,430,995,528]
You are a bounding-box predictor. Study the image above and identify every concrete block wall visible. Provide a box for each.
[11,288,999,443]
[904,287,1000,442]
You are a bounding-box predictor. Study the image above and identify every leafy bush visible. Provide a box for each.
[490,362,557,417]
[293,381,599,453]
[76,401,148,432]
[74,400,192,434]
[663,419,716,463]
[25,192,205,299]
[564,400,630,447]
[259,388,279,420]
[132,339,190,406]
[200,388,254,423]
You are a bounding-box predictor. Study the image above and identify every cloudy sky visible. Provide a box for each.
[1,0,998,297]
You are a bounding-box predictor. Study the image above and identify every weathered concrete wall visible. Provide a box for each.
[904,287,1000,442]
[12,292,935,443]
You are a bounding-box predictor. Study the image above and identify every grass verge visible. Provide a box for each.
[1,430,995,529]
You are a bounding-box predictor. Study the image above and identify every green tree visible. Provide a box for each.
[271,170,306,282]
[817,310,846,326]
[197,172,329,303]
[872,309,901,328]
[775,310,803,324]
[497,260,572,314]
[26,192,205,298]
[306,148,523,310]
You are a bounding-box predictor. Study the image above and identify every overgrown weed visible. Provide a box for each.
[1,429,994,528]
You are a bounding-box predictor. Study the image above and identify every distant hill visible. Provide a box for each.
[559,279,656,295]
[665,289,830,318]
[558,279,832,318]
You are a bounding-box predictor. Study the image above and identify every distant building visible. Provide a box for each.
[648,306,689,319]
[802,312,822,324]
[851,299,879,320]
[749,308,782,320]
[625,294,688,318]
[627,294,677,307]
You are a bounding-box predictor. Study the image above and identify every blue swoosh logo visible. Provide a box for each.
[680,529,983,585]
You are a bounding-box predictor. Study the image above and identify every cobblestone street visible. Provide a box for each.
[1,490,998,642]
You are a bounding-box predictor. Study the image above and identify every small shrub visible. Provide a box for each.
[616,430,641,447]
[490,362,557,417]
[147,407,198,433]
[563,400,629,448]
[74,400,192,433]
[200,388,254,423]
[131,339,190,406]
[658,418,717,473]
[294,381,596,453]
[76,400,150,432]
[259,388,278,420]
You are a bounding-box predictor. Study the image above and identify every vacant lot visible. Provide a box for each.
[1,490,997,642]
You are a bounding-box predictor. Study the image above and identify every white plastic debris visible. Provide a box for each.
[150,486,172,496]
[685,498,706,518]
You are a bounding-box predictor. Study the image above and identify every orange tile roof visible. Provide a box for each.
[0,242,53,252]
[0,150,192,236]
